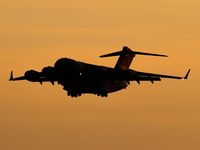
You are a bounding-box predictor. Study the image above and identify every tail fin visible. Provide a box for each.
[114,46,135,70]
[100,46,167,70]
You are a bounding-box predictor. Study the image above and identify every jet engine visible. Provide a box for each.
[41,66,55,76]
[24,70,41,81]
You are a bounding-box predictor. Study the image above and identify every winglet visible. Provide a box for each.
[184,69,191,80]
[9,71,13,81]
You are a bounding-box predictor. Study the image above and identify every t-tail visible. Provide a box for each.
[100,46,168,70]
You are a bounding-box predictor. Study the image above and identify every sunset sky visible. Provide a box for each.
[1,0,200,150]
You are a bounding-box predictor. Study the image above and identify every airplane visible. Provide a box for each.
[9,46,190,97]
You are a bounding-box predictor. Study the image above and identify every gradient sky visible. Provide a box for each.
[1,0,200,150]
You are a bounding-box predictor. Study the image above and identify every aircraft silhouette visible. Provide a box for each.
[9,46,190,97]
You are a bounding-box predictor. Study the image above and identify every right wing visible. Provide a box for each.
[134,69,191,82]
[106,69,190,84]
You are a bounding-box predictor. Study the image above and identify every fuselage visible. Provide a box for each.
[54,58,129,96]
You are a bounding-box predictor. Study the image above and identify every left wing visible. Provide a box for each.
[9,70,56,85]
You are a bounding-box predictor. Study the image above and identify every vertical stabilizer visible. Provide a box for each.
[114,46,135,70]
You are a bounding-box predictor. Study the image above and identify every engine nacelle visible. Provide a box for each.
[24,70,41,81]
[41,66,55,77]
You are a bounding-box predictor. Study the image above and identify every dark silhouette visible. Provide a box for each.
[9,46,190,97]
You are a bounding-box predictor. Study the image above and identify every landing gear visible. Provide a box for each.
[96,91,108,97]
[101,92,108,97]
[63,86,108,98]
[67,91,82,97]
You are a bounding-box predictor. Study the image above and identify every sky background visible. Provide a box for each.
[0,0,200,150]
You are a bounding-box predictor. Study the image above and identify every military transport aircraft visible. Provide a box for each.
[9,46,190,97]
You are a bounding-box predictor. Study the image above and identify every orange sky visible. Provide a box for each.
[0,0,200,150]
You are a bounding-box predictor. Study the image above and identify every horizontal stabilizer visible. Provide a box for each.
[100,46,168,58]
[131,51,168,57]
[100,51,122,57]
